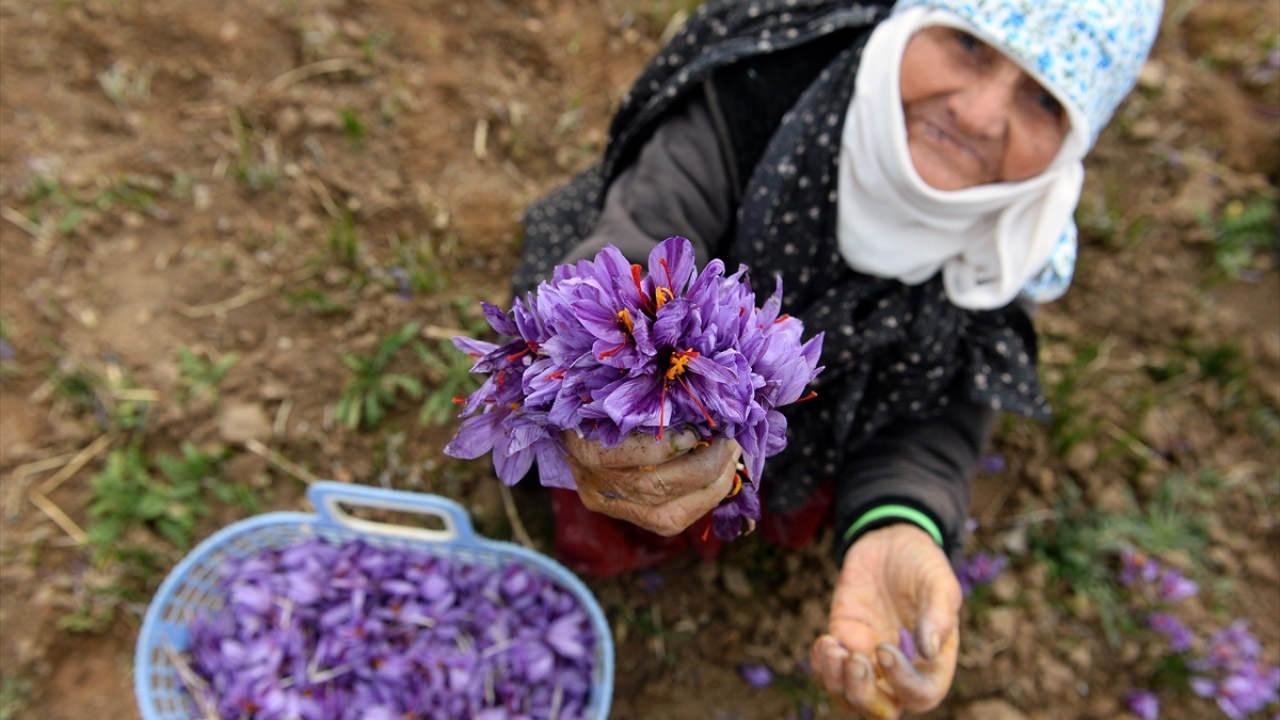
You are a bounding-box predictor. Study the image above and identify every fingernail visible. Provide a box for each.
[918,616,937,659]
[852,656,869,681]
[923,631,941,659]
[876,646,895,669]
[830,646,850,665]
[672,433,698,452]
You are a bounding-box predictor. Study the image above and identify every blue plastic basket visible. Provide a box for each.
[134,482,614,719]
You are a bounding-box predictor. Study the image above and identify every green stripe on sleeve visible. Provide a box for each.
[842,504,945,548]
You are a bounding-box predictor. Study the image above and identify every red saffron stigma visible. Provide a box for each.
[773,313,791,324]
[597,342,627,359]
[659,257,674,288]
[630,264,651,310]
[797,390,818,403]
[548,369,566,380]
[452,395,466,405]
[679,377,717,427]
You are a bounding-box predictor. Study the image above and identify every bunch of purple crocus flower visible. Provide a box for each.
[184,538,596,720]
[1119,548,1280,719]
[1190,621,1280,719]
[444,237,824,540]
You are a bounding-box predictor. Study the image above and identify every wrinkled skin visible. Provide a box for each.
[811,525,963,718]
[901,26,1071,190]
[563,430,740,537]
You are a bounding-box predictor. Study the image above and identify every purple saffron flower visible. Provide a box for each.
[1119,548,1161,586]
[979,453,1006,474]
[444,236,824,540]
[1126,690,1160,720]
[739,662,774,688]
[956,552,1007,596]
[0,338,14,363]
[1157,569,1199,603]
[181,538,598,719]
[1189,621,1280,720]
[1148,613,1194,653]
[898,627,919,662]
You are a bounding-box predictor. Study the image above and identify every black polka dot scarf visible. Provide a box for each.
[514,0,1050,513]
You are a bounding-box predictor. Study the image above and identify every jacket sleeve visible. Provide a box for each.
[831,401,997,564]
[559,81,737,268]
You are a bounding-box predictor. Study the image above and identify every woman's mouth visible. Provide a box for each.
[910,116,992,181]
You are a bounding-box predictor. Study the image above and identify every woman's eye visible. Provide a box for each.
[1035,90,1064,118]
[953,30,980,53]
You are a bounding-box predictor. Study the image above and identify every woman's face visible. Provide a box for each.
[899,26,1071,191]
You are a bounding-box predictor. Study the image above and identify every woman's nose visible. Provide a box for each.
[948,72,1018,140]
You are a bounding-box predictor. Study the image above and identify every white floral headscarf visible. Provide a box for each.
[840,0,1162,305]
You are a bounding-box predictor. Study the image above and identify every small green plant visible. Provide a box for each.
[417,340,481,426]
[0,315,17,380]
[230,110,279,192]
[177,346,239,402]
[49,358,152,431]
[0,675,31,720]
[340,107,366,145]
[284,288,351,316]
[335,323,424,430]
[329,212,362,268]
[87,443,233,557]
[390,234,448,296]
[1200,195,1278,279]
[22,175,157,237]
[1029,474,1210,645]
[1045,342,1103,453]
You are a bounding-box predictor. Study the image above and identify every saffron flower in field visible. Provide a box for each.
[1156,568,1199,603]
[1126,689,1160,720]
[1148,612,1194,653]
[739,662,775,689]
[955,551,1007,596]
[182,538,598,720]
[445,237,824,540]
[1190,621,1280,719]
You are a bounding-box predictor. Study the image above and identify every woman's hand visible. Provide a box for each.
[562,431,741,536]
[811,524,963,719]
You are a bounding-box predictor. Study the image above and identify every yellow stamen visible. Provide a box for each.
[665,352,693,381]
[728,473,743,498]
[655,286,674,309]
[616,307,634,334]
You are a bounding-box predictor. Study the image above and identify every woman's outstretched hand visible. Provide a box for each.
[811,524,963,719]
[562,431,741,536]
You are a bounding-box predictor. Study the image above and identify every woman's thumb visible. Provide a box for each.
[915,564,962,661]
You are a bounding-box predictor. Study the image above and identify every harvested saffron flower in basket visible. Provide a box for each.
[444,237,824,540]
[180,538,597,720]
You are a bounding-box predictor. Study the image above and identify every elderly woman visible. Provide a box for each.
[513,0,1162,715]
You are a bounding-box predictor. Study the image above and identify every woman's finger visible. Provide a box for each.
[844,653,900,719]
[876,643,946,712]
[578,462,734,535]
[562,429,700,469]
[635,438,740,498]
[811,635,849,696]
[572,439,740,505]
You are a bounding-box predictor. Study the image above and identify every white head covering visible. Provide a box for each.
[837,0,1162,309]
[837,8,1085,310]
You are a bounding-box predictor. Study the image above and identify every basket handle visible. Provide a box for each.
[307,482,476,544]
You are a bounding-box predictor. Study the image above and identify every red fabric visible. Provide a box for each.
[550,481,833,577]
